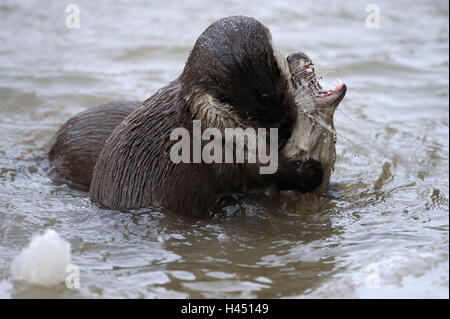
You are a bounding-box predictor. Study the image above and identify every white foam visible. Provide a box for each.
[11,229,71,287]
[217,233,229,243]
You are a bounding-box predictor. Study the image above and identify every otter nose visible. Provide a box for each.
[287,53,300,63]
[287,52,309,63]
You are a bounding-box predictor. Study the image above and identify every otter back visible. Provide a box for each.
[48,101,141,186]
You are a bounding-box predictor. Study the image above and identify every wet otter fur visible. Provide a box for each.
[48,101,141,186]
[89,16,324,217]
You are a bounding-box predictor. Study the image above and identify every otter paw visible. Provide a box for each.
[297,159,324,193]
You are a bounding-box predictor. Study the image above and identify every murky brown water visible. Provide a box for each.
[0,0,448,298]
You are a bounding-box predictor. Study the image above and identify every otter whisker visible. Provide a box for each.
[305,112,336,135]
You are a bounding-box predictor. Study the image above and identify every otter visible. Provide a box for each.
[48,16,346,217]
[284,52,346,193]
[48,101,141,186]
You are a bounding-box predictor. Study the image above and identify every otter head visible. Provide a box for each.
[180,15,297,149]
[282,52,347,192]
